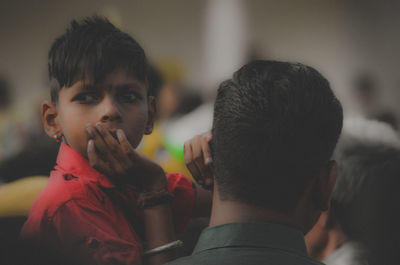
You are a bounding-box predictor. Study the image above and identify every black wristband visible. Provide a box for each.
[137,190,174,209]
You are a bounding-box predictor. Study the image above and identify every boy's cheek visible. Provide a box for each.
[125,132,143,149]
[125,124,148,149]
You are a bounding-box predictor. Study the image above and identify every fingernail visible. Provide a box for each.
[205,157,213,165]
[86,125,94,137]
[206,131,212,141]
[96,123,104,134]
[117,129,123,138]
[88,139,94,151]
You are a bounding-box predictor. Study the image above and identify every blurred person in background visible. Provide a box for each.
[140,64,209,256]
[0,82,59,247]
[352,73,398,130]
[0,76,25,166]
[0,75,58,184]
[305,117,400,265]
[140,61,203,179]
[0,77,59,264]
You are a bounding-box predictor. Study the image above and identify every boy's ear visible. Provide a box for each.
[42,100,62,138]
[145,96,156,135]
[312,160,338,212]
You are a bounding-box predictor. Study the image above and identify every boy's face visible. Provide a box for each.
[43,68,155,159]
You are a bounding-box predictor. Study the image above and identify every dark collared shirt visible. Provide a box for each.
[167,222,323,265]
[21,142,195,265]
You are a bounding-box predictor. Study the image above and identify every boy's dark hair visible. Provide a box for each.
[211,60,343,213]
[48,16,149,103]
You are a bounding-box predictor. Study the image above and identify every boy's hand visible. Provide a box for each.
[86,123,167,191]
[184,130,214,190]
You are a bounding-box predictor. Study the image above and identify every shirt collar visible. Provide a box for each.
[193,222,308,257]
[55,142,115,189]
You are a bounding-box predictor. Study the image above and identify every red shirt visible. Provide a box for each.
[21,142,195,265]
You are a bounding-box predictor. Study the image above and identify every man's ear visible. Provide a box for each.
[42,100,62,138]
[313,160,338,211]
[145,96,156,135]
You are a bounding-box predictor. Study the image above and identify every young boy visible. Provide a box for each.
[21,17,197,265]
[172,60,343,265]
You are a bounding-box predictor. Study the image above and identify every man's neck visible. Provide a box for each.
[209,184,303,231]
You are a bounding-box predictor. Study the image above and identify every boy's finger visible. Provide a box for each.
[96,124,126,161]
[184,140,201,183]
[187,161,203,185]
[117,129,136,162]
[87,139,109,175]
[93,124,126,169]
[204,130,213,143]
[191,135,205,174]
[191,135,203,165]
[88,128,123,175]
[184,141,193,165]
[192,136,210,181]
[200,135,213,165]
[201,166,214,190]
[200,137,214,189]
[186,141,205,185]
[87,125,108,159]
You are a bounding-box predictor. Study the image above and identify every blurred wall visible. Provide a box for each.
[0,0,398,116]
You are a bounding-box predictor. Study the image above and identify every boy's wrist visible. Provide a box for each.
[148,168,168,191]
[124,167,168,192]
[137,189,173,209]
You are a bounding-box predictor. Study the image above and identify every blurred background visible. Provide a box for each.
[0,0,399,192]
[1,0,400,119]
[0,0,399,261]
[1,0,400,206]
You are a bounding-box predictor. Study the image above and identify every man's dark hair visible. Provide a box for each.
[48,16,149,103]
[211,60,343,213]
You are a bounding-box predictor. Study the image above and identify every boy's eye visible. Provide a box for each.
[118,91,140,103]
[73,93,101,103]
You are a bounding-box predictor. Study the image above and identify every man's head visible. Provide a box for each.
[42,16,155,158]
[211,60,343,217]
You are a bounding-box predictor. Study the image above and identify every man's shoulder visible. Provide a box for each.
[166,247,323,265]
[165,255,193,265]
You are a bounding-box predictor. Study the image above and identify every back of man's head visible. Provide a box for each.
[211,60,343,213]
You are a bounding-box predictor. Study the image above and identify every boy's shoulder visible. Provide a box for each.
[30,171,194,218]
[21,169,100,239]
[28,169,99,218]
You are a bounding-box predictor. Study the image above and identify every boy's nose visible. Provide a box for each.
[100,98,121,123]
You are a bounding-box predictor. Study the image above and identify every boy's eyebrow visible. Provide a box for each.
[112,81,145,91]
[81,83,97,91]
[78,80,145,92]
